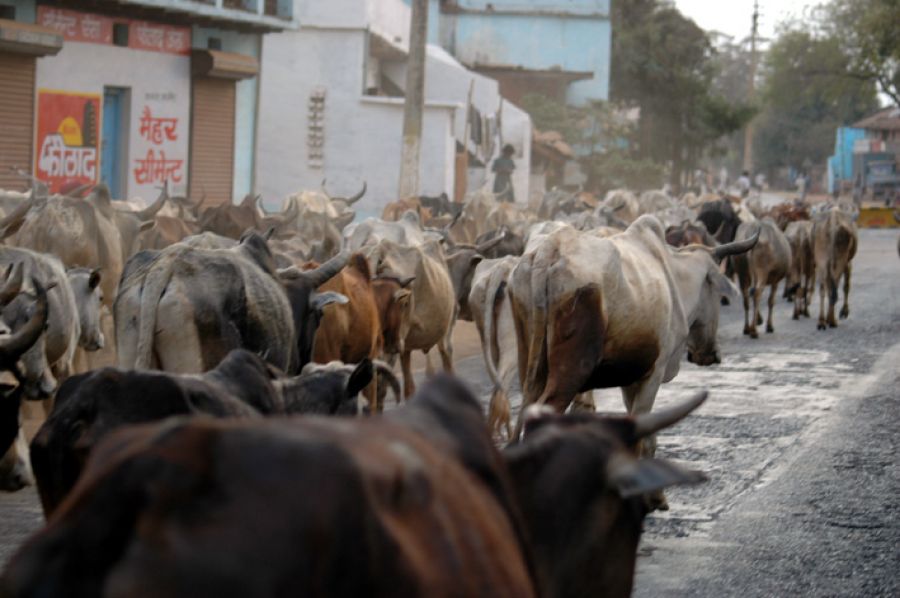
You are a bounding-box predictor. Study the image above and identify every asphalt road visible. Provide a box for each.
[0,229,898,597]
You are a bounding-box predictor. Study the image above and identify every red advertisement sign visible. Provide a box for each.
[36,7,112,45]
[36,7,190,56]
[34,90,101,194]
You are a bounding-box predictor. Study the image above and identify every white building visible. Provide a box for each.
[255,0,531,215]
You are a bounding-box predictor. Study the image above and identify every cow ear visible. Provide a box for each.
[88,269,102,290]
[709,270,737,301]
[398,276,415,288]
[139,220,155,233]
[309,291,348,312]
[606,454,705,498]
[393,288,412,304]
[347,358,374,397]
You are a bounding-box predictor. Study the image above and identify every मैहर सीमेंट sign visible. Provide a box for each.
[34,90,101,194]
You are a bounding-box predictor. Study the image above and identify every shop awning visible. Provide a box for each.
[0,19,63,56]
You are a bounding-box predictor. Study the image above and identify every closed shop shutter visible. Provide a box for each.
[0,52,36,191]
[189,76,235,204]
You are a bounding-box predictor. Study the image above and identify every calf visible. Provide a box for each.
[308,254,384,409]
[2,375,706,598]
[731,219,792,337]
[783,220,814,319]
[0,250,104,398]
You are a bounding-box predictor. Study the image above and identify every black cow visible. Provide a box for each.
[419,192,462,218]
[29,350,378,516]
[698,198,741,243]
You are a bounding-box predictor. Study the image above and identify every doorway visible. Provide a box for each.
[101,87,129,198]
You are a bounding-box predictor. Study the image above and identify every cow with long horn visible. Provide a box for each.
[509,215,755,510]
[116,233,347,375]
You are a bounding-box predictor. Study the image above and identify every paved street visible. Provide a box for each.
[1,229,898,597]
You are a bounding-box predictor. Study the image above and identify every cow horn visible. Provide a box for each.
[0,263,24,306]
[0,277,50,369]
[713,228,759,260]
[302,251,349,288]
[633,391,708,439]
[0,200,34,241]
[135,184,168,220]
[344,182,367,205]
[320,178,332,200]
[372,360,402,404]
[476,232,505,254]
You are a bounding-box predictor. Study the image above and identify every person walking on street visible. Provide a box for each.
[492,144,516,203]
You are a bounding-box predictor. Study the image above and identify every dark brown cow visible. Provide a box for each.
[137,215,198,250]
[1,375,706,598]
[197,194,262,239]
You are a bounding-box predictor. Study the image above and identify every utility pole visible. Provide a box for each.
[398,0,429,200]
[742,0,760,174]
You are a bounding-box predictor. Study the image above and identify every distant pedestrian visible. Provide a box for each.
[737,170,751,198]
[797,173,808,202]
[492,144,516,203]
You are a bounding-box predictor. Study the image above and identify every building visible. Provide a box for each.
[255,0,532,214]
[0,0,292,202]
[426,0,612,107]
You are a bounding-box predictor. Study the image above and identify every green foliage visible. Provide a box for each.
[753,30,879,173]
[609,1,753,186]
[827,0,900,106]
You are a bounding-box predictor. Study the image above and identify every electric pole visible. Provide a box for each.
[398,0,429,200]
[742,0,759,174]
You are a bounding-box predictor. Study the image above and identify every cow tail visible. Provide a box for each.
[483,272,509,437]
[134,252,178,370]
[523,245,554,405]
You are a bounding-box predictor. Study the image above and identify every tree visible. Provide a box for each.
[753,30,879,176]
[610,2,754,187]
[827,0,900,106]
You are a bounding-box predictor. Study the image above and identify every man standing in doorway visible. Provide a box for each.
[492,144,516,202]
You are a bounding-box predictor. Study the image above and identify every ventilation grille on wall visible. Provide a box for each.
[307,87,326,170]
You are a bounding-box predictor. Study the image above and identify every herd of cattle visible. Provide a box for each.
[0,176,878,596]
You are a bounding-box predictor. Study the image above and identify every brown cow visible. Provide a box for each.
[731,219,792,338]
[1,375,706,598]
[137,215,198,250]
[812,207,858,329]
[197,194,262,239]
[382,196,432,222]
[308,254,385,410]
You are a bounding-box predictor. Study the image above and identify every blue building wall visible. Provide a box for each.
[424,0,611,106]
[828,127,865,192]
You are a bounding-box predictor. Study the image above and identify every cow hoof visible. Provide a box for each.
[749,330,758,339]
[645,491,669,512]
[840,308,849,319]
[828,321,838,328]
[792,313,799,321]
[766,324,774,333]
[756,315,763,325]
[743,326,751,336]
[817,321,827,330]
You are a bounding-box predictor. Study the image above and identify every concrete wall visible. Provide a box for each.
[426,0,611,105]
[256,27,457,215]
[36,42,191,201]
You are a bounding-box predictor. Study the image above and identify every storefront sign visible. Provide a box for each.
[34,89,101,194]
[36,7,190,55]
[132,96,186,193]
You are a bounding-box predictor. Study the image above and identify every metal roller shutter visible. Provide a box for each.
[0,52,35,191]
[189,77,235,204]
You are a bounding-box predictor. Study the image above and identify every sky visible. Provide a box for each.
[673,0,824,42]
